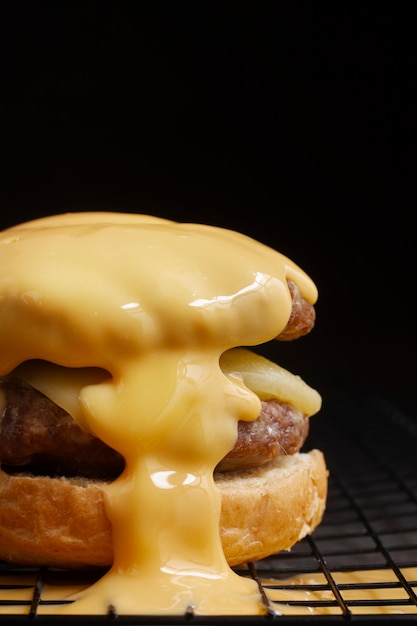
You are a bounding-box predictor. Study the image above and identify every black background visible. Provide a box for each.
[2,4,415,417]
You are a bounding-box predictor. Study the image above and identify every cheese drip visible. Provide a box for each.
[14,347,321,434]
[0,212,319,615]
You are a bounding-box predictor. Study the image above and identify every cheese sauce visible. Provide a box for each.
[264,568,417,615]
[1,568,416,616]
[0,212,318,615]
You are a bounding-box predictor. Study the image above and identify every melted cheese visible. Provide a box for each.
[0,212,319,616]
[220,348,322,416]
[265,569,417,615]
[2,568,416,616]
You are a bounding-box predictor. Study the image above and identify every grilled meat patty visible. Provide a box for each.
[0,380,309,478]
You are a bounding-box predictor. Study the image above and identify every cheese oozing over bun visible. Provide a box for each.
[0,212,320,615]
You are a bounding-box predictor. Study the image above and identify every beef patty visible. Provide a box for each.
[0,379,309,478]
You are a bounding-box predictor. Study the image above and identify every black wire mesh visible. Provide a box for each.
[0,384,416,624]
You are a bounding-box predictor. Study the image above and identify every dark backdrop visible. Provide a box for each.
[2,4,415,416]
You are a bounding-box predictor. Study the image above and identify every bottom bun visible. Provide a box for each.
[0,450,327,569]
[216,449,328,565]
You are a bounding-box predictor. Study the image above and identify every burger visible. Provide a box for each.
[0,212,327,615]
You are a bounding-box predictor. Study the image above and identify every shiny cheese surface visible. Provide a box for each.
[0,212,318,615]
[2,568,416,616]
[0,567,417,623]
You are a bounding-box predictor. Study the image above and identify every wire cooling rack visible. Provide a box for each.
[0,383,416,624]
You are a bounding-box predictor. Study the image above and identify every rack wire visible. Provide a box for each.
[0,384,416,624]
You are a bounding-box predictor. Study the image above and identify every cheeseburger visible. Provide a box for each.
[0,212,327,616]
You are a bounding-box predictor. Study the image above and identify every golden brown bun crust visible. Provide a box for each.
[217,449,328,566]
[0,450,327,569]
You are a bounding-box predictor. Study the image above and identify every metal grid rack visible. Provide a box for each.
[0,384,416,624]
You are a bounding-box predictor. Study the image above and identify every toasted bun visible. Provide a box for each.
[217,450,328,565]
[0,450,327,569]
